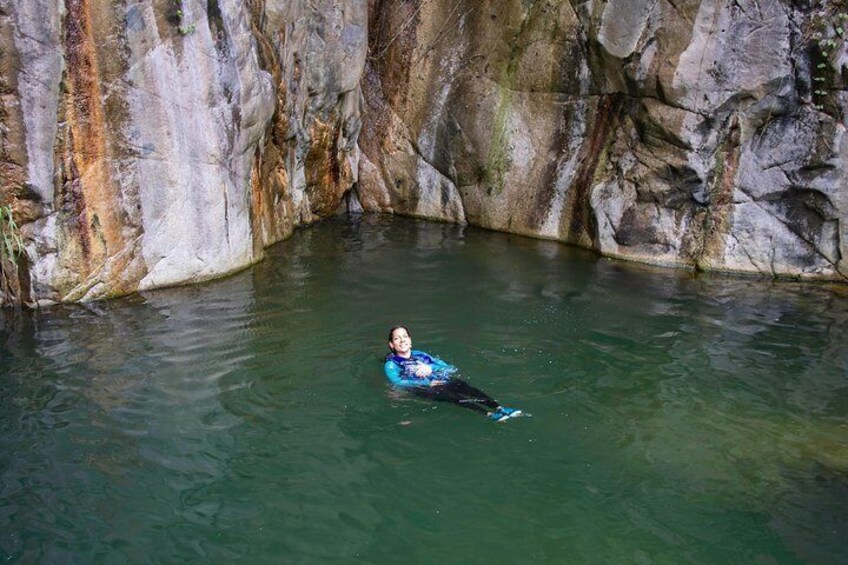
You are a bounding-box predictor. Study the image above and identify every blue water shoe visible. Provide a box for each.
[489,408,509,422]
[499,407,523,419]
[489,407,522,422]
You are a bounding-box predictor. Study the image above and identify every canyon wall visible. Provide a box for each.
[0,0,845,305]
[0,0,366,304]
[358,0,848,281]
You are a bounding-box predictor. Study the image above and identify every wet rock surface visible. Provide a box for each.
[0,0,846,304]
[0,0,366,303]
[359,0,848,281]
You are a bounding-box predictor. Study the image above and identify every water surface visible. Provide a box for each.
[1,216,847,563]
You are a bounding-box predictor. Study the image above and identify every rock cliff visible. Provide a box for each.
[359,0,848,281]
[0,0,365,304]
[0,0,845,305]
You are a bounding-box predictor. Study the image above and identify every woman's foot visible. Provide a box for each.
[488,406,523,422]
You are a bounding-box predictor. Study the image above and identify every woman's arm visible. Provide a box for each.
[408,350,456,374]
[429,356,457,376]
[384,360,428,388]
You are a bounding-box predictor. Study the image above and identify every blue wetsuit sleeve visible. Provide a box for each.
[384,359,426,389]
[384,351,457,388]
[408,350,457,379]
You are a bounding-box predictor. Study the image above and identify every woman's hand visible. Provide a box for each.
[414,364,433,377]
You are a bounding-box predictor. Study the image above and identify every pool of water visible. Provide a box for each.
[1,215,847,563]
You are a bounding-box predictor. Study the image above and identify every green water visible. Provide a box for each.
[1,216,847,563]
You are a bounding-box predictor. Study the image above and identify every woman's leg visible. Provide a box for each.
[444,379,500,410]
[410,379,499,414]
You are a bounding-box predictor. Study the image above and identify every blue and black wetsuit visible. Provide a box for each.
[384,350,501,414]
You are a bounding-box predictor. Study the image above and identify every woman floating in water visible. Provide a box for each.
[384,326,522,422]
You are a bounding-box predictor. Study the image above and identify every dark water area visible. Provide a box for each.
[1,215,847,563]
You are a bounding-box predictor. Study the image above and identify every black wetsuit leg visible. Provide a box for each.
[411,379,500,414]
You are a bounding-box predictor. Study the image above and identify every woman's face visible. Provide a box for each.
[389,327,412,357]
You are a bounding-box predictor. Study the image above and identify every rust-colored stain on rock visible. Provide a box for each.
[251,139,293,250]
[305,117,350,217]
[690,114,741,270]
[566,93,624,248]
[61,0,129,293]
[369,0,419,111]
[245,0,298,248]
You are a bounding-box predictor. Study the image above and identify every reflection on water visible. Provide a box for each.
[1,216,846,563]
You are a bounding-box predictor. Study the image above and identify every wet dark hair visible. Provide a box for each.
[387,325,409,342]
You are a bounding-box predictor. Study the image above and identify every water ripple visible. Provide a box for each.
[0,217,846,563]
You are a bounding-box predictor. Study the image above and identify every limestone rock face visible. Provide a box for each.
[1,0,846,306]
[0,0,366,303]
[359,0,848,281]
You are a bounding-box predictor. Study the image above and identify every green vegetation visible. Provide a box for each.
[482,14,531,197]
[482,2,560,197]
[172,0,196,36]
[0,204,24,308]
[811,8,848,112]
[483,77,514,197]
